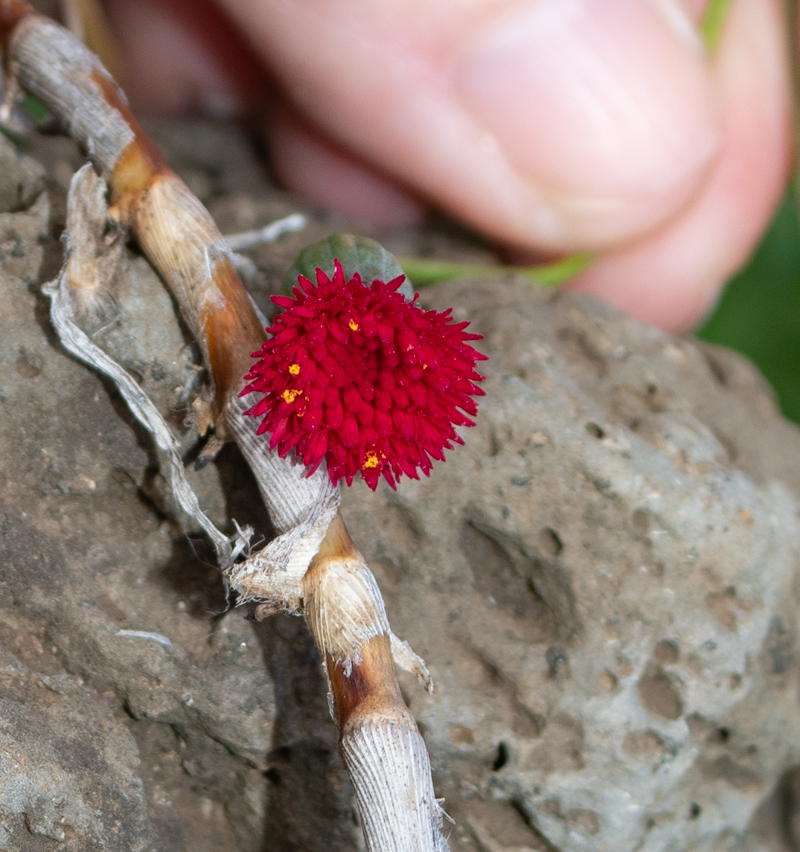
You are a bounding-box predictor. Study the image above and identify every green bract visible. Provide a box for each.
[283,234,415,302]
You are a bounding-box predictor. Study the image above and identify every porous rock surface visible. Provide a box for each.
[355,281,800,852]
[2,125,800,852]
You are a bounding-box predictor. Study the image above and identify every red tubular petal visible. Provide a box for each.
[325,402,344,428]
[374,410,393,436]
[390,386,410,409]
[356,404,374,426]
[342,415,360,447]
[343,385,362,411]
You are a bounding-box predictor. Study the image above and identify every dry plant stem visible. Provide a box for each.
[46,164,243,567]
[60,0,123,81]
[305,516,447,852]
[223,212,307,253]
[0,4,449,849]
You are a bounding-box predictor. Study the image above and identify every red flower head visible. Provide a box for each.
[240,259,487,490]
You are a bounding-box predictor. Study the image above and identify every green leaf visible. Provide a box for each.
[22,94,52,126]
[398,252,593,287]
[697,190,800,423]
[284,234,414,300]
[701,0,732,53]
[1,96,52,147]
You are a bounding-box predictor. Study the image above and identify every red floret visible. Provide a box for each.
[240,259,487,489]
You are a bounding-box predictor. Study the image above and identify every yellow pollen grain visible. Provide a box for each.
[349,319,359,331]
[363,451,380,469]
[288,363,300,375]
[282,388,303,404]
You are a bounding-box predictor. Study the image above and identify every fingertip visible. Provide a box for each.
[568,0,791,333]
[451,0,720,246]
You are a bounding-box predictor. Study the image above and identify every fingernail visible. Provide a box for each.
[452,0,719,237]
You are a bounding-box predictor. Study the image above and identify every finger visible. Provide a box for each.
[216,0,720,252]
[568,0,791,333]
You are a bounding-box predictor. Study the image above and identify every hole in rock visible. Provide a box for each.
[492,742,509,771]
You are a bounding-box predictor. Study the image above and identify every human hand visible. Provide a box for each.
[103,0,792,333]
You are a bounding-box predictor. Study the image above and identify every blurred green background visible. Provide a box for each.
[697,190,800,424]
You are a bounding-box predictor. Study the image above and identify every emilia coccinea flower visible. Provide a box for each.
[240,259,487,490]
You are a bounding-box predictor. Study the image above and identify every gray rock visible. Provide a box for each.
[0,180,286,852]
[0,654,158,851]
[2,119,800,852]
[342,281,800,852]
[0,134,45,213]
